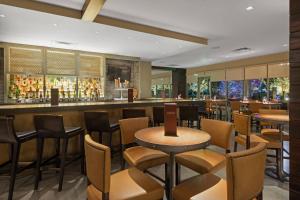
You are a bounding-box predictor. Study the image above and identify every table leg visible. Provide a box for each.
[166,152,175,200]
[278,125,289,182]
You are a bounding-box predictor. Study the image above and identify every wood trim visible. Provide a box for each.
[1,0,208,45]
[81,0,106,22]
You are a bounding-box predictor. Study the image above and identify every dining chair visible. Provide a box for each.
[0,116,36,200]
[85,135,164,200]
[152,106,164,126]
[230,101,241,121]
[258,109,288,135]
[179,105,200,128]
[175,119,233,184]
[173,143,267,200]
[122,108,146,119]
[119,117,168,172]
[233,112,268,151]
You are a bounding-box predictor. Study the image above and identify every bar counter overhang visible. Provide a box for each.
[0,99,203,164]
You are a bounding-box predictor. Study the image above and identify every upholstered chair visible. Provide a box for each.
[173,143,267,200]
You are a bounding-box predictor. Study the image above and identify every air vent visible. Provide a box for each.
[54,41,74,45]
[168,64,180,67]
[232,47,251,52]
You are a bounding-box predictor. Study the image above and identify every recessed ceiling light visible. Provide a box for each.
[0,14,6,18]
[53,23,58,27]
[283,44,288,47]
[246,6,254,11]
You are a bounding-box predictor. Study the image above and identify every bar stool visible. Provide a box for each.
[179,105,200,128]
[0,117,36,200]
[122,108,146,119]
[84,111,120,149]
[33,114,85,191]
[152,106,164,126]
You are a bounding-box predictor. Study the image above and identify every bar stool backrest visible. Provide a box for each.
[153,107,164,124]
[258,109,288,115]
[34,115,65,137]
[201,118,233,151]
[85,135,111,198]
[179,105,199,121]
[122,109,146,119]
[226,143,266,200]
[233,112,250,136]
[0,117,17,143]
[84,111,110,132]
[119,117,149,145]
[198,101,207,113]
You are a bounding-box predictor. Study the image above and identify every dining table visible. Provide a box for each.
[253,113,289,181]
[135,126,211,200]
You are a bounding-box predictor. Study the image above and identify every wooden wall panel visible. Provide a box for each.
[172,69,186,98]
[0,48,4,103]
[290,0,300,198]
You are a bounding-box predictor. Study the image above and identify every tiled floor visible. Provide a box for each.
[0,131,289,200]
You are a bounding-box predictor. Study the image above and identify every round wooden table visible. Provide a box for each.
[253,113,289,181]
[135,127,211,200]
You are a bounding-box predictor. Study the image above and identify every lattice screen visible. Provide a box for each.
[46,50,76,75]
[79,54,104,76]
[9,47,43,74]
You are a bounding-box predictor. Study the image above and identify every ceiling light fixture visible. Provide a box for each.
[53,23,58,27]
[246,6,254,11]
[283,44,288,47]
[0,14,6,18]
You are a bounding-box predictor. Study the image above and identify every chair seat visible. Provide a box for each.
[261,128,280,135]
[235,134,268,147]
[16,130,36,142]
[175,149,226,174]
[173,173,224,200]
[87,168,164,200]
[123,146,169,171]
[65,127,84,137]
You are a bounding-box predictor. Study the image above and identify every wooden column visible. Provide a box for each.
[172,68,186,98]
[0,48,4,103]
[290,0,300,198]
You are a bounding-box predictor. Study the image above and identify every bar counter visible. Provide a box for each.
[0,99,202,164]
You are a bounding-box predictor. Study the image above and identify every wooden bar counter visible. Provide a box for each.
[0,99,202,164]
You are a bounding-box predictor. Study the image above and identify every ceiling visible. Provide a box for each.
[0,0,289,68]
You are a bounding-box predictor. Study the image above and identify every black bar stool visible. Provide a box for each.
[84,111,120,149]
[179,105,200,128]
[122,109,146,119]
[153,107,164,126]
[33,114,85,191]
[0,116,36,200]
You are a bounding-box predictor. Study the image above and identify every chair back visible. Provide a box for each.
[84,111,110,132]
[34,115,65,137]
[119,117,149,145]
[233,112,250,136]
[201,119,233,151]
[122,109,146,119]
[198,101,207,113]
[179,106,199,121]
[258,109,288,115]
[85,135,111,195]
[153,107,164,125]
[248,102,263,114]
[0,117,17,143]
[226,143,267,200]
[230,101,241,112]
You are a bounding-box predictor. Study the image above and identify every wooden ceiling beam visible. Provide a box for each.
[82,0,106,21]
[1,0,208,45]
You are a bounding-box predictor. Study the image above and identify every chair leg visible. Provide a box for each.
[80,132,85,175]
[8,143,20,200]
[58,138,68,192]
[34,137,44,190]
[121,145,126,170]
[164,163,169,197]
[175,163,181,185]
[234,141,238,152]
[276,149,280,177]
[55,138,61,169]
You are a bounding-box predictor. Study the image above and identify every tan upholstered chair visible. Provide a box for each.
[175,119,233,183]
[119,117,168,171]
[233,112,268,151]
[173,143,267,200]
[230,101,241,121]
[85,135,164,200]
[258,109,288,135]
